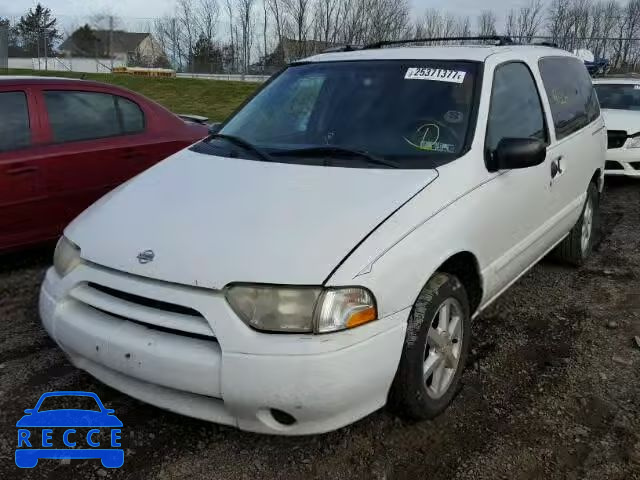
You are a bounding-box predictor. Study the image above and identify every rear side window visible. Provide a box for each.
[0,91,31,152]
[538,57,600,140]
[118,97,145,133]
[44,91,144,143]
[486,62,547,153]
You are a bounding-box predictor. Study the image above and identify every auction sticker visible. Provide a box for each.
[405,67,467,84]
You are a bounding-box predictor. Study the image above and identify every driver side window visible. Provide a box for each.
[486,62,547,153]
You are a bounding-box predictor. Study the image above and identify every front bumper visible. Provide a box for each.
[40,264,407,435]
[605,150,640,177]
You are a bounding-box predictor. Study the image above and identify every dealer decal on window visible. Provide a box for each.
[405,68,467,84]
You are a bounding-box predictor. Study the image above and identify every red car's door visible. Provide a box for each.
[34,86,163,233]
[0,87,51,251]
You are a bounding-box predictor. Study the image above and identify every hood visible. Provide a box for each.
[67,149,438,289]
[602,108,640,135]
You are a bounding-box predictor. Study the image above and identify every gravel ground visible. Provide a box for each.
[1,178,639,480]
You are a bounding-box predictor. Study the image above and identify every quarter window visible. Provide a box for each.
[0,91,31,152]
[539,57,600,140]
[44,91,144,143]
[486,62,547,154]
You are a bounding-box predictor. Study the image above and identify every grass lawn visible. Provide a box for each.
[1,69,259,122]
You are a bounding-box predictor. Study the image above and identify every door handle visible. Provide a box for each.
[6,165,38,175]
[551,156,564,179]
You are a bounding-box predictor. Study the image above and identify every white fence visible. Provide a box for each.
[9,57,126,73]
[176,73,270,83]
[8,58,271,82]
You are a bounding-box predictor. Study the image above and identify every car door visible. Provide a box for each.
[481,61,556,297]
[537,56,606,237]
[35,87,154,233]
[0,87,51,251]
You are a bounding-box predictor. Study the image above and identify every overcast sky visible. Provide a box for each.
[3,0,532,22]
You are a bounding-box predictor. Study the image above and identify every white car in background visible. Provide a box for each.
[594,78,640,177]
[40,43,606,435]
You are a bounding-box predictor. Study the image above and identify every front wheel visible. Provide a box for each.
[555,182,599,266]
[389,272,471,420]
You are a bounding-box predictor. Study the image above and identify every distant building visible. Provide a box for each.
[59,29,166,67]
[258,37,339,72]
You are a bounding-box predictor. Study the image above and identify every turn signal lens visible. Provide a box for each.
[314,288,377,333]
[345,306,377,328]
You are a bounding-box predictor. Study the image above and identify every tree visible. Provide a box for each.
[1,17,22,57]
[14,3,61,57]
[477,10,497,37]
[237,0,256,73]
[178,0,197,72]
[153,53,173,69]
[67,24,101,57]
[190,33,223,72]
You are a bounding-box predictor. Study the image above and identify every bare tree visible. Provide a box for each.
[366,0,412,44]
[268,0,286,49]
[477,10,497,37]
[455,15,472,38]
[262,0,268,68]
[284,0,311,57]
[177,0,197,72]
[154,15,185,70]
[198,0,220,43]
[236,0,256,73]
[416,9,443,39]
[313,0,340,43]
[224,0,237,71]
[516,0,545,41]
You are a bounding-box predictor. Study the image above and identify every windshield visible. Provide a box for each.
[200,60,479,168]
[37,395,101,412]
[595,83,640,110]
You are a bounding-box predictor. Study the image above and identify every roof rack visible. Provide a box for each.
[322,45,362,53]
[531,41,559,48]
[363,36,514,50]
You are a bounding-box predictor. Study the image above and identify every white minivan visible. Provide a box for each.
[40,42,606,435]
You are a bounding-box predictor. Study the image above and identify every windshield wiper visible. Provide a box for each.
[272,146,399,168]
[209,133,274,163]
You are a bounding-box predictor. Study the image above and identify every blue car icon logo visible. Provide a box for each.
[15,391,124,469]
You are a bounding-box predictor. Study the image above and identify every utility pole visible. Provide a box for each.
[109,16,114,70]
[171,18,177,69]
[36,30,41,70]
[43,28,48,70]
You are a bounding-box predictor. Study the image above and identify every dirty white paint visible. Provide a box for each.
[41,45,606,434]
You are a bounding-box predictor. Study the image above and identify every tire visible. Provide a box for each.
[555,182,599,266]
[389,272,471,420]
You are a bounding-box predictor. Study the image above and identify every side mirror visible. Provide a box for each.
[208,122,222,135]
[489,138,547,172]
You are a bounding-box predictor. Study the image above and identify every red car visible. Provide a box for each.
[0,76,209,253]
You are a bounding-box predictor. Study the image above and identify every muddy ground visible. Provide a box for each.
[0,178,639,480]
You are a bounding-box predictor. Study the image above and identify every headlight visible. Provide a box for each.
[627,136,640,148]
[53,236,82,277]
[225,284,377,333]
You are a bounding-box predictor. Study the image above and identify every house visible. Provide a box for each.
[59,29,166,67]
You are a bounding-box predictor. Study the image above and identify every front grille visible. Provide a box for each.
[70,283,215,338]
[89,283,201,317]
[606,160,624,170]
[607,130,628,149]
